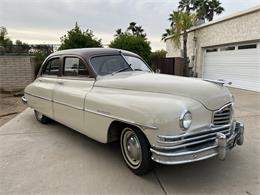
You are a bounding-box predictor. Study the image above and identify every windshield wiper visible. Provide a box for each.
[111,66,132,75]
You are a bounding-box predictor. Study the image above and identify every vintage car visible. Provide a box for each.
[22,48,244,175]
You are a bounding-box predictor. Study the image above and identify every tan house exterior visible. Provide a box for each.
[165,6,260,91]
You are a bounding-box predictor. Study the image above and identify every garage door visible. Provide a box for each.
[203,42,260,92]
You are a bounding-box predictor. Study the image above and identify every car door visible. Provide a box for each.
[53,55,95,132]
[28,56,61,118]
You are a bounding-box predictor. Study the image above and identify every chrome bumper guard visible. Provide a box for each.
[21,96,28,104]
[150,121,244,165]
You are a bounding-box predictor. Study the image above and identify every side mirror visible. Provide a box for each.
[155,69,160,73]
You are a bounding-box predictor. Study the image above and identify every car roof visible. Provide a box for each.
[49,48,140,60]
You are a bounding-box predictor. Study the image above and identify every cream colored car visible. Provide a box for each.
[22,48,244,175]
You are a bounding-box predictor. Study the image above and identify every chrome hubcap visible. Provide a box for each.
[122,129,142,167]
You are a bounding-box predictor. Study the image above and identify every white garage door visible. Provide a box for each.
[203,42,260,92]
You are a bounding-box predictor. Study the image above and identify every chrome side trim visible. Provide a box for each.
[25,92,52,101]
[204,79,232,86]
[54,100,82,111]
[25,92,158,130]
[84,108,158,130]
[26,93,83,110]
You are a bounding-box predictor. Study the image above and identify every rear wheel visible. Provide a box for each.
[120,126,153,175]
[34,110,50,124]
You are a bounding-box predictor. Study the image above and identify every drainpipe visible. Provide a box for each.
[193,30,198,77]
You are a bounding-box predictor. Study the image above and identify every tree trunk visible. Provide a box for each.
[183,30,189,76]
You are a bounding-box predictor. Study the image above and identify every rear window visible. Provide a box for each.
[42,58,60,76]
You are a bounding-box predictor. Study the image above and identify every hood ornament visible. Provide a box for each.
[204,79,232,86]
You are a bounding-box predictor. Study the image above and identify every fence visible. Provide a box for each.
[0,44,60,92]
[0,56,35,92]
[151,57,185,76]
[0,44,60,56]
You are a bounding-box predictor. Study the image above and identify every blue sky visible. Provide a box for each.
[0,0,259,51]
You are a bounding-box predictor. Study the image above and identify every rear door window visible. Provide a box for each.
[63,57,89,77]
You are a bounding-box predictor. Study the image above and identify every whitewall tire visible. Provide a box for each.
[34,110,50,124]
[120,126,153,175]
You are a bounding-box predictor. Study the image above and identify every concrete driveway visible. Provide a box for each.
[0,88,259,195]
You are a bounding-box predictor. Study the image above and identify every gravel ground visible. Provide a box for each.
[0,93,27,127]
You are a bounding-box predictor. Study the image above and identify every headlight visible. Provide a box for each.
[179,111,192,130]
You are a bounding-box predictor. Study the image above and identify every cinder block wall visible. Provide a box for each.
[0,56,35,92]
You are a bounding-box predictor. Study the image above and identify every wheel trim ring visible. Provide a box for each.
[121,128,142,169]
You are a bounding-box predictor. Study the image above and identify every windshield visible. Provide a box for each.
[124,55,151,72]
[90,54,151,76]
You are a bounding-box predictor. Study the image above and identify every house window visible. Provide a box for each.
[206,48,218,53]
[238,44,257,50]
[220,46,235,51]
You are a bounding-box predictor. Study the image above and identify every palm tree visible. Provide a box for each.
[178,0,196,13]
[161,29,172,41]
[168,11,196,76]
[115,28,123,37]
[202,0,224,21]
[178,0,224,21]
[135,26,146,38]
[126,22,146,38]
[127,22,137,35]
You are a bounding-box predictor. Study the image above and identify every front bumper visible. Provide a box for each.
[150,121,244,165]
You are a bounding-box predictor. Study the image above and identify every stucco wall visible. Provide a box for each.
[166,7,260,77]
[0,56,35,92]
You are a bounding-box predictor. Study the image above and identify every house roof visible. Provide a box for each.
[165,5,260,40]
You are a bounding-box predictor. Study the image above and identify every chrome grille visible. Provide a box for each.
[213,104,232,126]
[156,124,232,150]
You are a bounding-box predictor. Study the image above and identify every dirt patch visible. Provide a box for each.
[0,93,27,127]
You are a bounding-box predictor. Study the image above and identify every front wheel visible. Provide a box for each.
[34,110,50,124]
[120,126,153,175]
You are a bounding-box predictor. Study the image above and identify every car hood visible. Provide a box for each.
[95,72,232,110]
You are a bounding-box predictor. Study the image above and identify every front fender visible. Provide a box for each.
[85,87,212,145]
